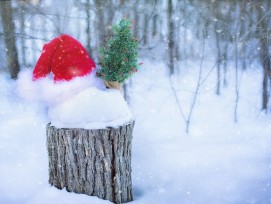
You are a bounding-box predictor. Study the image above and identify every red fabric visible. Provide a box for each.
[33,34,96,81]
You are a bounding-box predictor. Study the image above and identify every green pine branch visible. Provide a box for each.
[97,18,140,84]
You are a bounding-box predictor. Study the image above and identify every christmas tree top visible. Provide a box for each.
[96,18,140,88]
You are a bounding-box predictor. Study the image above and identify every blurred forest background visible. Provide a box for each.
[0,0,270,113]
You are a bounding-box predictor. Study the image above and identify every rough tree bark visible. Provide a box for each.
[0,0,20,79]
[46,121,135,204]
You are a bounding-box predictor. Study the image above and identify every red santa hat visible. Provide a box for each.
[33,34,96,82]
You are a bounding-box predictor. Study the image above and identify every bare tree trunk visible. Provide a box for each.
[168,0,174,75]
[47,121,135,204]
[221,2,231,88]
[95,0,106,48]
[215,25,221,95]
[240,1,247,71]
[0,0,20,79]
[258,1,271,112]
[212,1,222,95]
[234,35,239,122]
[107,0,115,27]
[143,1,148,46]
[85,0,92,58]
[123,82,130,103]
[222,43,228,87]
[152,0,158,37]
[260,32,270,112]
[175,5,180,62]
[133,0,139,40]
[183,0,187,61]
[234,3,241,122]
[18,3,26,67]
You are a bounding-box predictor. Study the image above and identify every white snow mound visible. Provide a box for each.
[17,69,133,129]
[48,87,133,129]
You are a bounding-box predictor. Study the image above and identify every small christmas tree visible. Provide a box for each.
[97,18,140,89]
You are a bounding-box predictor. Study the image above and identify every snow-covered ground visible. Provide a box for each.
[1,60,271,204]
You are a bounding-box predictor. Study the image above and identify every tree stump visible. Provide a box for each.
[46,121,135,204]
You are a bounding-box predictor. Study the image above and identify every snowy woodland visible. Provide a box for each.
[1,0,271,203]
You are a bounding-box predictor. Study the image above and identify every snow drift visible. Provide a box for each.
[17,69,133,129]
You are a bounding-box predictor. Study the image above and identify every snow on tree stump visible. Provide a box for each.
[46,120,135,204]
